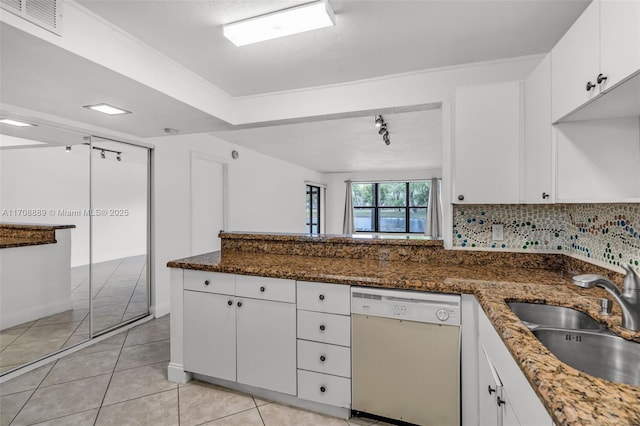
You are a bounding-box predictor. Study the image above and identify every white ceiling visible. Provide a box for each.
[212,108,442,173]
[1,0,590,173]
[78,0,589,97]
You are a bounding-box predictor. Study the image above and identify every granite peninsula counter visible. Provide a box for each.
[168,232,640,426]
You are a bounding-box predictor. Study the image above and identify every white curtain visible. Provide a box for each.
[425,178,442,238]
[343,180,355,234]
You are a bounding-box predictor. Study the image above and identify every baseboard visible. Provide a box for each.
[0,299,73,330]
[167,362,192,384]
[152,302,171,317]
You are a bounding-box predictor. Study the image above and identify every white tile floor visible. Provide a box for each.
[0,315,387,426]
[0,256,148,373]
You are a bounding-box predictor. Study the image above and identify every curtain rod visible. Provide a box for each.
[345,178,441,183]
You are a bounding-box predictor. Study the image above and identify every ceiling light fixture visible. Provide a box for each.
[374,115,390,146]
[116,153,122,162]
[0,118,37,127]
[83,103,131,116]
[223,0,335,47]
[65,145,71,152]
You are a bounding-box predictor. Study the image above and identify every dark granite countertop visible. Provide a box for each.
[168,249,640,426]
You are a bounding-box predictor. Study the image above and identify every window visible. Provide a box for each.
[353,181,430,233]
[306,184,321,234]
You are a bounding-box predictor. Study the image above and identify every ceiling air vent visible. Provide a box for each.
[1,0,62,35]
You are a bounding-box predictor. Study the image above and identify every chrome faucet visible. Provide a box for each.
[572,264,640,331]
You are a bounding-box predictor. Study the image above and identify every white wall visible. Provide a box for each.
[323,169,442,235]
[151,132,325,316]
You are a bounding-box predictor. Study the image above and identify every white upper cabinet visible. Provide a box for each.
[454,81,522,204]
[524,54,554,203]
[552,0,640,122]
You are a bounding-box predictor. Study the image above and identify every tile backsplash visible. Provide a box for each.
[453,203,640,271]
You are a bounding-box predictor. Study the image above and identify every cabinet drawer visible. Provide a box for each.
[235,275,295,303]
[297,281,350,315]
[297,370,351,408]
[297,310,350,347]
[184,270,234,295]
[298,340,351,378]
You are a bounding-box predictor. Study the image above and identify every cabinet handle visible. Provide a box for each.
[259,286,265,292]
[320,386,326,393]
[597,73,608,85]
[458,194,464,201]
[204,280,210,286]
[319,324,326,331]
[319,294,325,301]
[497,396,506,406]
[227,300,233,306]
[237,301,242,307]
[488,385,496,395]
[586,81,596,91]
[542,192,549,200]
[320,355,326,362]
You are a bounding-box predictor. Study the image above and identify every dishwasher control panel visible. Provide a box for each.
[351,287,460,326]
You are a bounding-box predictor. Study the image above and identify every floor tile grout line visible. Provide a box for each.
[192,405,263,426]
[101,386,178,409]
[7,357,58,425]
[254,396,267,426]
[93,328,127,426]
[92,257,125,299]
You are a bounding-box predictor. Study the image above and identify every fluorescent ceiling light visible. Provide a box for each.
[0,118,37,127]
[223,0,335,47]
[83,103,131,115]
[0,135,46,147]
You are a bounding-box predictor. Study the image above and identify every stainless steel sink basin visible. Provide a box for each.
[533,328,640,387]
[508,302,605,330]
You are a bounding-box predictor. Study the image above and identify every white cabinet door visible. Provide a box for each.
[551,0,600,121]
[599,0,640,91]
[524,54,554,203]
[236,297,297,395]
[454,81,522,204]
[183,291,236,382]
[478,345,501,426]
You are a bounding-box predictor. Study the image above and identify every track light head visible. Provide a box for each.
[100,150,106,159]
[65,145,71,152]
[378,123,388,135]
[116,153,122,162]
[374,115,384,128]
[383,132,390,146]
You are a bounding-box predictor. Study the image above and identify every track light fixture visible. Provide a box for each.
[116,153,122,162]
[374,115,390,146]
[65,145,71,152]
[90,146,123,161]
[100,149,106,159]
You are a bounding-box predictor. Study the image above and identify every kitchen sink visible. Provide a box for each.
[532,328,640,387]
[508,302,606,330]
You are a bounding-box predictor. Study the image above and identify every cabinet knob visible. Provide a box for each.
[320,355,326,362]
[319,324,326,331]
[320,386,326,393]
[597,73,608,85]
[497,396,506,406]
[204,280,210,286]
[458,194,464,201]
[319,294,325,301]
[237,301,242,307]
[542,192,549,200]
[586,81,596,91]
[488,385,496,395]
[227,300,233,306]
[259,286,265,293]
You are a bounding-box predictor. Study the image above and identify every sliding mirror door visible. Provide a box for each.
[90,137,150,335]
[0,134,90,373]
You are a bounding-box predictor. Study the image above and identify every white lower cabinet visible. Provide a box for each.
[477,302,552,426]
[184,291,236,382]
[182,272,297,396]
[296,281,352,409]
[236,297,296,395]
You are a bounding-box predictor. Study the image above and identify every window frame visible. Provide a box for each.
[306,184,321,235]
[352,181,429,234]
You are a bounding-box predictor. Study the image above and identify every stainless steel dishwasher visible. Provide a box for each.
[351,287,460,426]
